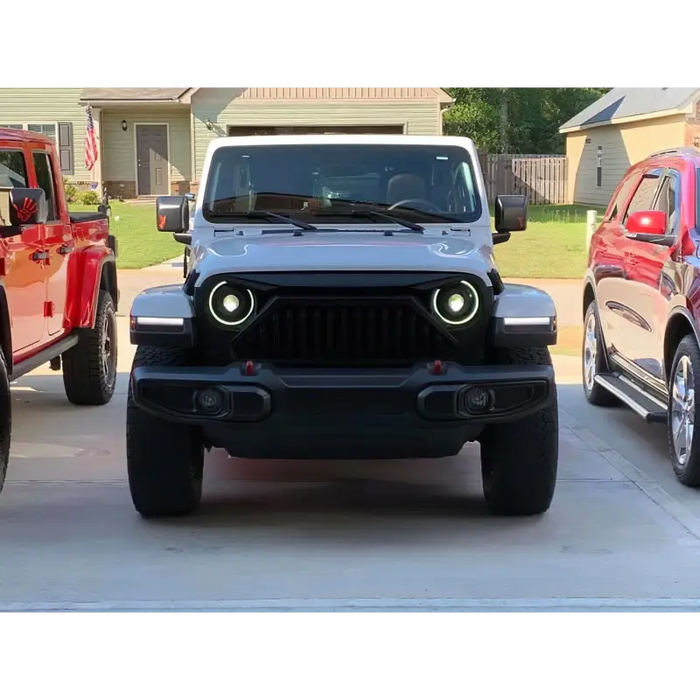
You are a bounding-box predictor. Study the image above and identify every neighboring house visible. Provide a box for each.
[0,88,454,198]
[559,88,700,206]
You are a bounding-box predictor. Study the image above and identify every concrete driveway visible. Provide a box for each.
[1,265,700,612]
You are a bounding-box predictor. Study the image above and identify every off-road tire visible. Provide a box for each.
[479,347,558,516]
[62,289,117,406]
[127,345,204,518]
[582,301,619,407]
[668,334,700,487]
[0,348,11,495]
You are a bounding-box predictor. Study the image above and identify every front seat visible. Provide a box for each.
[386,173,426,205]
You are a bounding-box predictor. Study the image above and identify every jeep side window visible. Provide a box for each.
[32,151,58,222]
[652,169,681,236]
[0,149,28,226]
[622,168,663,226]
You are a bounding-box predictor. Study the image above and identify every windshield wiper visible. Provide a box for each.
[313,207,424,232]
[212,211,318,231]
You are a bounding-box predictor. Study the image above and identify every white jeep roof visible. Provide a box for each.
[205,133,478,154]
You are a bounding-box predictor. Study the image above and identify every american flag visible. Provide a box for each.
[85,105,98,171]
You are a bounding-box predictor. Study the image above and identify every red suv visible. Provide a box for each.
[583,146,700,484]
[0,128,119,495]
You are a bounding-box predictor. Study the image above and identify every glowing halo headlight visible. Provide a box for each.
[431,280,480,326]
[208,281,255,326]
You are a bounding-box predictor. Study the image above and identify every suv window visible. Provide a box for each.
[606,174,639,221]
[623,168,663,225]
[653,169,681,235]
[32,151,58,222]
[0,149,28,226]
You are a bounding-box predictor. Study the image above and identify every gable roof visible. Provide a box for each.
[559,88,700,133]
[80,88,190,103]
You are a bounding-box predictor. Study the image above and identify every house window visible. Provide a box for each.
[1,123,58,142]
[27,124,57,142]
[596,146,603,187]
[0,122,74,176]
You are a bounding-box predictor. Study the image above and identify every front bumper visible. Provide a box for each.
[130,361,555,459]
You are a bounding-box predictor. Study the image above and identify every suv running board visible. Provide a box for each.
[594,373,668,424]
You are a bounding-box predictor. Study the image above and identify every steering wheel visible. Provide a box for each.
[388,198,443,214]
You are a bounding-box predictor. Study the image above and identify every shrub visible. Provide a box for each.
[79,190,101,206]
[63,178,78,203]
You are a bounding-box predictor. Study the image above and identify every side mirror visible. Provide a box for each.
[9,188,48,226]
[494,194,528,233]
[156,195,189,234]
[625,211,675,243]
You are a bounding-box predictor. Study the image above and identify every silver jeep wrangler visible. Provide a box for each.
[128,135,558,518]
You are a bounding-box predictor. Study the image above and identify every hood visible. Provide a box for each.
[191,230,495,279]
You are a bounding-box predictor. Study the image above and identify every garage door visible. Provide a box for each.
[227,125,405,136]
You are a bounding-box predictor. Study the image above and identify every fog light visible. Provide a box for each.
[195,387,224,414]
[464,386,495,414]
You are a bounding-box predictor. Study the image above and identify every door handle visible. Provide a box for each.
[30,250,49,262]
[58,244,74,255]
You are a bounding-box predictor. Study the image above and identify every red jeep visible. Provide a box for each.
[0,128,119,493]
[583,146,700,484]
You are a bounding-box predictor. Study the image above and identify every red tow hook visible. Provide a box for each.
[243,360,259,377]
[428,360,447,376]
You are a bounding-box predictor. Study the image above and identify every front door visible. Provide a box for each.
[612,167,667,371]
[0,146,47,359]
[620,167,681,380]
[136,125,169,196]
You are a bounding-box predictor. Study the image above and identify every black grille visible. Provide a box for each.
[232,301,453,365]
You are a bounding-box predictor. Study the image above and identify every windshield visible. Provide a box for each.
[202,144,482,224]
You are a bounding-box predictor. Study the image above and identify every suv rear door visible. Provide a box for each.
[0,145,47,359]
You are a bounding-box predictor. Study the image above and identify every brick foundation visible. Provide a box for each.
[170,180,191,195]
[105,180,137,199]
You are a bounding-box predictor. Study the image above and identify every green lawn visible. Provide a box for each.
[68,200,184,269]
[491,204,606,279]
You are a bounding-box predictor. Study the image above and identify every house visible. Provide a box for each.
[559,88,700,206]
[0,88,454,198]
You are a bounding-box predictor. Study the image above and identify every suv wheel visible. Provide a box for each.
[479,347,558,516]
[0,349,11,495]
[668,334,700,486]
[62,289,118,406]
[582,301,618,406]
[127,345,204,517]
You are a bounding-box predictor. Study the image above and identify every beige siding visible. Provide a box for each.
[191,89,441,181]
[0,87,91,181]
[567,114,687,206]
[101,107,191,182]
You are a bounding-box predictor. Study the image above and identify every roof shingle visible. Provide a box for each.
[560,88,699,131]
[80,88,189,102]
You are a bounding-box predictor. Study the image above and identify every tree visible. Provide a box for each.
[442,88,609,154]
